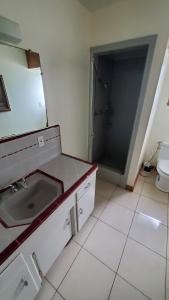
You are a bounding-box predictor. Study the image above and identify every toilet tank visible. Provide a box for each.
[158,142,169,161]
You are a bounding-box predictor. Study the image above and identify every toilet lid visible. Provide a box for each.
[158,160,169,175]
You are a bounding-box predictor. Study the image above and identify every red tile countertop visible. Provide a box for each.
[0,153,97,266]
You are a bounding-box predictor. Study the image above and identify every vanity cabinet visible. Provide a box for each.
[22,193,75,277]
[76,174,96,231]
[0,254,39,300]
[0,171,96,300]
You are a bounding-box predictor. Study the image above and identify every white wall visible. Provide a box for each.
[0,0,91,158]
[1,0,169,186]
[143,48,169,163]
[0,44,46,138]
[91,0,169,185]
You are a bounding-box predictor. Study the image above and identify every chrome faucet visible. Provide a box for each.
[8,178,28,193]
[9,184,18,193]
[17,178,28,189]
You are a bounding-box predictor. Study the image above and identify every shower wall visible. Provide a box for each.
[104,56,146,173]
[92,47,148,174]
[92,56,112,162]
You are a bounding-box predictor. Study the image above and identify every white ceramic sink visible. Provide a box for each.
[0,171,63,226]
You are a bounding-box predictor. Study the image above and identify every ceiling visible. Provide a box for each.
[78,0,123,12]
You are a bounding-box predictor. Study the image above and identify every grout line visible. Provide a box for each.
[128,236,167,260]
[92,207,107,220]
[49,179,167,300]
[0,136,58,160]
[81,227,152,300]
[140,192,169,207]
[117,273,152,300]
[84,245,151,300]
[94,180,167,299]
[73,239,82,247]
[50,193,112,296]
[107,201,139,213]
[53,290,66,300]
[83,240,151,300]
[107,190,142,300]
[73,217,98,247]
[81,215,100,247]
[83,247,116,273]
[95,191,168,258]
[82,235,152,300]
[93,194,112,220]
[139,180,169,206]
[100,194,139,213]
[94,210,167,260]
[56,244,82,291]
[45,241,82,294]
[97,186,168,227]
[45,277,57,291]
[95,185,168,259]
[95,217,127,237]
[46,188,112,298]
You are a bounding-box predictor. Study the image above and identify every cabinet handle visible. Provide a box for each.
[79,208,83,215]
[14,278,28,298]
[85,182,91,189]
[65,218,70,226]
[32,252,43,279]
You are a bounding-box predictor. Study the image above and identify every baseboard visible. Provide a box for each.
[126,185,134,192]
[125,167,141,192]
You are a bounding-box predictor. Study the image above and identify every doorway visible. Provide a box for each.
[89,36,157,185]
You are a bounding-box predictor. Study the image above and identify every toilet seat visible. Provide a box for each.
[158,159,169,176]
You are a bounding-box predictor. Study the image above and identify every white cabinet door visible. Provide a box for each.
[33,207,72,275]
[0,254,39,300]
[22,194,75,276]
[77,174,96,231]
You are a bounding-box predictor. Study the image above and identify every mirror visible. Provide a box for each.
[0,43,47,139]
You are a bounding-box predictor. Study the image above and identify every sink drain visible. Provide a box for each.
[27,203,35,209]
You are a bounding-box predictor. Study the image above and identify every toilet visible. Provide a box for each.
[156,142,169,192]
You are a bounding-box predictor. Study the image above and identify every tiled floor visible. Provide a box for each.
[36,174,169,300]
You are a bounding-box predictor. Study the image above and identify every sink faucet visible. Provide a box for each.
[9,184,18,193]
[17,178,28,189]
[8,178,28,193]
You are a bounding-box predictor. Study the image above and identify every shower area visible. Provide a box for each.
[89,37,156,183]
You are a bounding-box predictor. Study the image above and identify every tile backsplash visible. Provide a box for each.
[0,126,61,189]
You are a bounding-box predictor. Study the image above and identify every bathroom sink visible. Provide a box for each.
[0,171,63,226]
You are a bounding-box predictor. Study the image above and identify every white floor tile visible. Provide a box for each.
[109,275,148,300]
[137,196,167,226]
[141,182,168,204]
[73,216,97,246]
[84,220,126,271]
[35,279,55,300]
[46,241,80,289]
[130,213,167,257]
[100,202,134,234]
[53,292,64,300]
[118,239,166,300]
[134,179,144,194]
[93,194,108,218]
[110,188,139,211]
[59,248,115,300]
[96,178,116,199]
